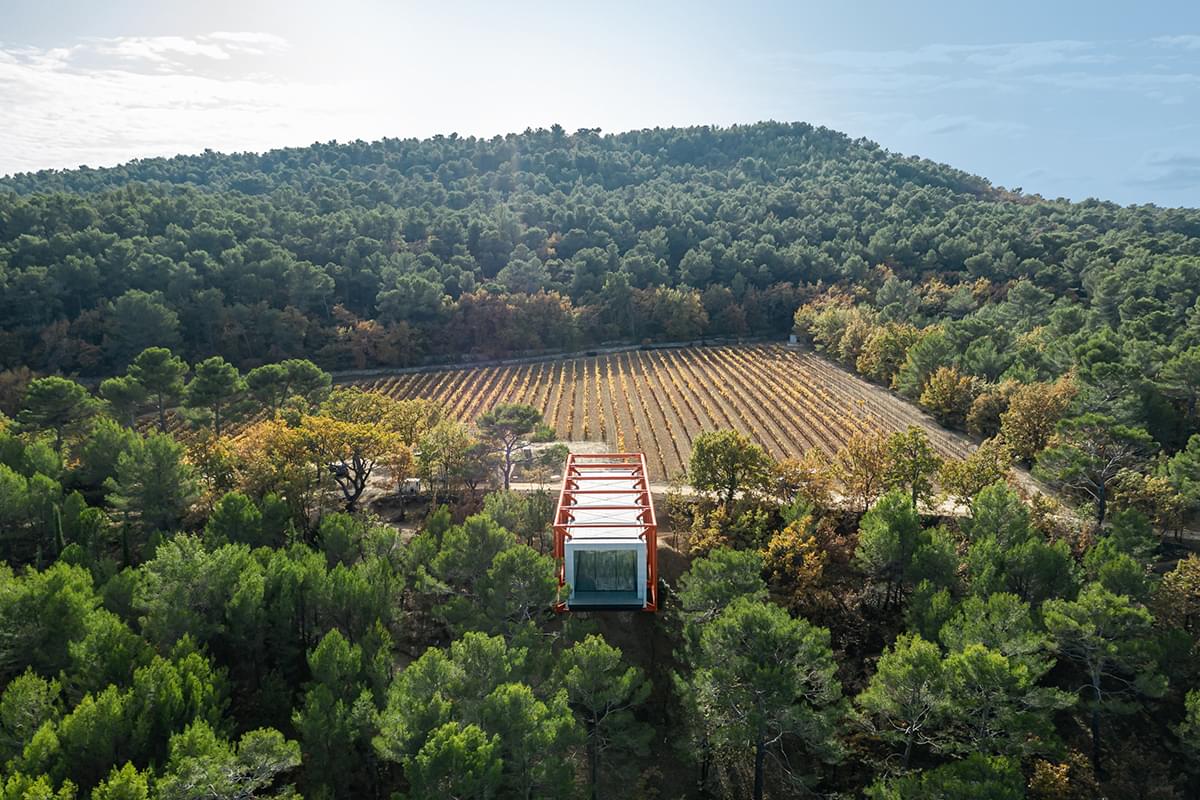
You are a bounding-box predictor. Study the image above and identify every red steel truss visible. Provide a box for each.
[553,453,658,611]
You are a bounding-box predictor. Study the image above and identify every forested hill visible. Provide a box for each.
[1,123,990,197]
[2,123,1200,458]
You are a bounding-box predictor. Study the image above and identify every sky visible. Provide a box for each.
[2,0,1199,206]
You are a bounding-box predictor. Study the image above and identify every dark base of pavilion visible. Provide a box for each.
[566,590,645,609]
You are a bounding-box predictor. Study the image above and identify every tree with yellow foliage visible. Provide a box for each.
[771,449,836,509]
[856,323,921,386]
[999,377,1076,462]
[1028,751,1100,800]
[231,418,317,522]
[835,430,889,513]
[186,430,240,508]
[1154,555,1200,651]
[387,398,444,448]
[938,437,1014,505]
[321,386,395,426]
[687,505,771,557]
[417,419,480,503]
[384,444,416,510]
[298,414,399,511]
[1111,468,1186,539]
[311,386,429,509]
[919,366,976,428]
[761,515,827,612]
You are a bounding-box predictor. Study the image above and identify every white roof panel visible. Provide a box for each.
[557,462,652,543]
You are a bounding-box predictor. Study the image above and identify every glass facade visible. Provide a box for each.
[573,549,637,593]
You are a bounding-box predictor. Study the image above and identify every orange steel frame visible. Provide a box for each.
[553,453,658,612]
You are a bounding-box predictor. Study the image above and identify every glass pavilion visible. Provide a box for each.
[553,453,658,611]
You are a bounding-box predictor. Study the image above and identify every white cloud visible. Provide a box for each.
[207,31,288,46]
[0,33,366,176]
[1154,34,1200,50]
[957,40,1111,73]
[832,110,1027,140]
[0,26,755,177]
[93,35,232,62]
[1028,70,1200,105]
[81,31,289,66]
[1131,150,1200,190]
[762,39,1108,75]
[205,31,290,56]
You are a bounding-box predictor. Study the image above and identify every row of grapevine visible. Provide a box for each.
[351,345,975,480]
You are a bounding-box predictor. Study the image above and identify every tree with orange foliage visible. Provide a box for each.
[329,305,420,369]
[966,383,1016,439]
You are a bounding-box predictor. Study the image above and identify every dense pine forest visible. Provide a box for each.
[3,123,1200,799]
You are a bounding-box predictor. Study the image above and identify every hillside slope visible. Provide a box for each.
[2,121,1199,460]
[0,121,1195,375]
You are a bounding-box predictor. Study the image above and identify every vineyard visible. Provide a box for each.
[352,344,974,481]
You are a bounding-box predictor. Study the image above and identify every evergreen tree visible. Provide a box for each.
[1035,414,1155,525]
[405,722,502,800]
[183,356,248,437]
[690,598,843,799]
[293,630,378,799]
[1043,583,1167,775]
[865,754,1024,800]
[106,432,198,541]
[854,489,924,608]
[18,377,96,452]
[156,721,301,800]
[127,347,188,433]
[857,632,945,768]
[480,683,580,799]
[476,403,544,490]
[555,635,651,800]
[98,376,147,429]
